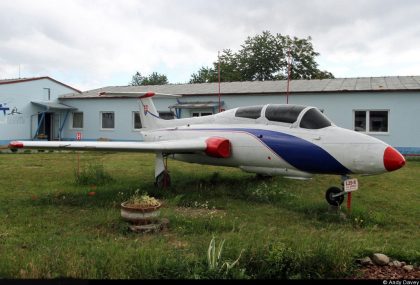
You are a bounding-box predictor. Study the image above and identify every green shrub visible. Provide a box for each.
[241,239,356,279]
[74,163,114,186]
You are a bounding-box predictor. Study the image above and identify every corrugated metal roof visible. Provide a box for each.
[61,76,420,99]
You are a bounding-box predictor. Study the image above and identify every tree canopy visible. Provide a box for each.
[130,72,169,86]
[189,31,334,83]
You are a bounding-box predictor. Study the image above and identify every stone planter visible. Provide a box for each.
[120,201,161,225]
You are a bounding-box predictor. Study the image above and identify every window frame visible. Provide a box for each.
[100,111,115,130]
[299,108,332,129]
[158,111,175,120]
[71,112,84,130]
[132,111,142,131]
[353,109,389,134]
[191,111,213,117]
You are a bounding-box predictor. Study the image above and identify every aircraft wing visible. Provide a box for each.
[9,137,231,158]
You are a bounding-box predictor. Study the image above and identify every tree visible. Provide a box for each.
[130,72,169,86]
[189,49,243,83]
[189,31,334,83]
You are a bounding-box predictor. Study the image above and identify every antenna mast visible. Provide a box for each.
[218,51,221,112]
[286,48,291,104]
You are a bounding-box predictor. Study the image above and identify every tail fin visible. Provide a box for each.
[138,92,164,130]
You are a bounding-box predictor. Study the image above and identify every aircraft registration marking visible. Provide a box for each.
[344,178,358,192]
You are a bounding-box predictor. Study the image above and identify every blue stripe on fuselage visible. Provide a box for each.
[184,128,351,175]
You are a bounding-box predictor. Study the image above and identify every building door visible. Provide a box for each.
[37,112,53,140]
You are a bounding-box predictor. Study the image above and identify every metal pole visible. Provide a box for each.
[286,48,291,104]
[347,192,352,213]
[218,51,221,112]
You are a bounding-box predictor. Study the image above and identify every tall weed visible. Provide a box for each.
[74,163,114,186]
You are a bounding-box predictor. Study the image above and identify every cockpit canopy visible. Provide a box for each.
[234,104,332,129]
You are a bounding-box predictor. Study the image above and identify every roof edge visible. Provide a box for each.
[0,76,81,93]
[60,88,420,99]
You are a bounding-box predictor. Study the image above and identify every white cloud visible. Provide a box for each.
[1,0,419,90]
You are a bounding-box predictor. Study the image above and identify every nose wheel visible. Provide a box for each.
[325,175,351,206]
[325,186,345,206]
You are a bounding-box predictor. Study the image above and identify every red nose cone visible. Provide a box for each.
[383,146,405,172]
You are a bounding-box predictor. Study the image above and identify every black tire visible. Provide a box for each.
[325,186,344,206]
[155,171,171,188]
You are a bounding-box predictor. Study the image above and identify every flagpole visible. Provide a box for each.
[286,48,291,104]
[218,51,221,112]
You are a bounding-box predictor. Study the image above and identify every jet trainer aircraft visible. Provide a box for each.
[9,91,406,206]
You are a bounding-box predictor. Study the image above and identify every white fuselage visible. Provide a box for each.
[140,106,396,178]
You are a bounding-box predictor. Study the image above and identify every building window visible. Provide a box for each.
[72,112,83,129]
[101,112,115,129]
[354,110,388,133]
[192,111,213,117]
[158,111,175,120]
[133,111,142,129]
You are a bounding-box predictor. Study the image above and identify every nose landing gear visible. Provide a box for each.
[325,186,345,206]
[325,175,352,206]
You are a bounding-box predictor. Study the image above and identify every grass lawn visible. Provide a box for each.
[0,151,419,279]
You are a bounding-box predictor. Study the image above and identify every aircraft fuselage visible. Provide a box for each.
[142,121,404,178]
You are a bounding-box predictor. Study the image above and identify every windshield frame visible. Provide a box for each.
[298,107,333,130]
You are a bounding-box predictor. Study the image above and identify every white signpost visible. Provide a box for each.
[344,178,358,193]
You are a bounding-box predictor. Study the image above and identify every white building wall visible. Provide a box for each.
[60,97,175,141]
[0,79,77,145]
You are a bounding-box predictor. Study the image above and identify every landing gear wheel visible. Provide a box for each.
[325,186,344,206]
[155,171,171,188]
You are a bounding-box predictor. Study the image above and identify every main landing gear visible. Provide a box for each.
[325,175,350,206]
[154,152,171,188]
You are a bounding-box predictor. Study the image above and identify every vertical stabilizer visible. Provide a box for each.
[138,92,164,130]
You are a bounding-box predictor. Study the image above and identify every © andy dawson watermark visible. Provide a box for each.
[383,280,419,285]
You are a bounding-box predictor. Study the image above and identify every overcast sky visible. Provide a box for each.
[1,0,419,91]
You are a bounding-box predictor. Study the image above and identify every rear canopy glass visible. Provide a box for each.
[235,106,263,119]
[265,105,305,123]
[300,108,332,129]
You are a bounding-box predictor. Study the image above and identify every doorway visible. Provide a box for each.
[37,112,54,140]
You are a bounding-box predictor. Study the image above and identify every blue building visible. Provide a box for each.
[0,77,80,146]
[2,76,420,155]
